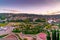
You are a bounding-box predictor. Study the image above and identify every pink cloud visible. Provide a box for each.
[0,9,20,13]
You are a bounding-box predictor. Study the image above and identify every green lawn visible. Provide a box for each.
[0,23,7,26]
[0,34,8,38]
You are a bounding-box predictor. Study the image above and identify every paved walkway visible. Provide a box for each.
[0,27,14,35]
[0,35,18,40]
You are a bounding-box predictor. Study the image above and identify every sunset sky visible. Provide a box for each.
[0,0,60,15]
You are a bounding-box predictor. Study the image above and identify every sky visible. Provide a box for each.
[0,0,60,15]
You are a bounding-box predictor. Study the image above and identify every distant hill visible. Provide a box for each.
[0,13,60,19]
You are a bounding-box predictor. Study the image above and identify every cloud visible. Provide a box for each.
[51,11,60,15]
[0,9,20,13]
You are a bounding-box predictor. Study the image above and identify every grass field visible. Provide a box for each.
[0,34,8,38]
[0,23,7,26]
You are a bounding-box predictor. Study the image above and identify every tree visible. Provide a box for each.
[9,20,23,22]
[46,31,51,40]
[52,30,56,40]
[23,18,32,23]
[1,16,5,20]
[15,34,22,40]
[12,28,21,33]
[16,20,23,22]
[45,24,51,30]
[35,18,46,22]
[56,30,59,40]
[24,38,28,40]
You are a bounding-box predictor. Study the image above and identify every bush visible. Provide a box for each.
[12,28,21,33]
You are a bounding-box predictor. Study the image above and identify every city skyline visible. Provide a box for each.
[0,0,60,15]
